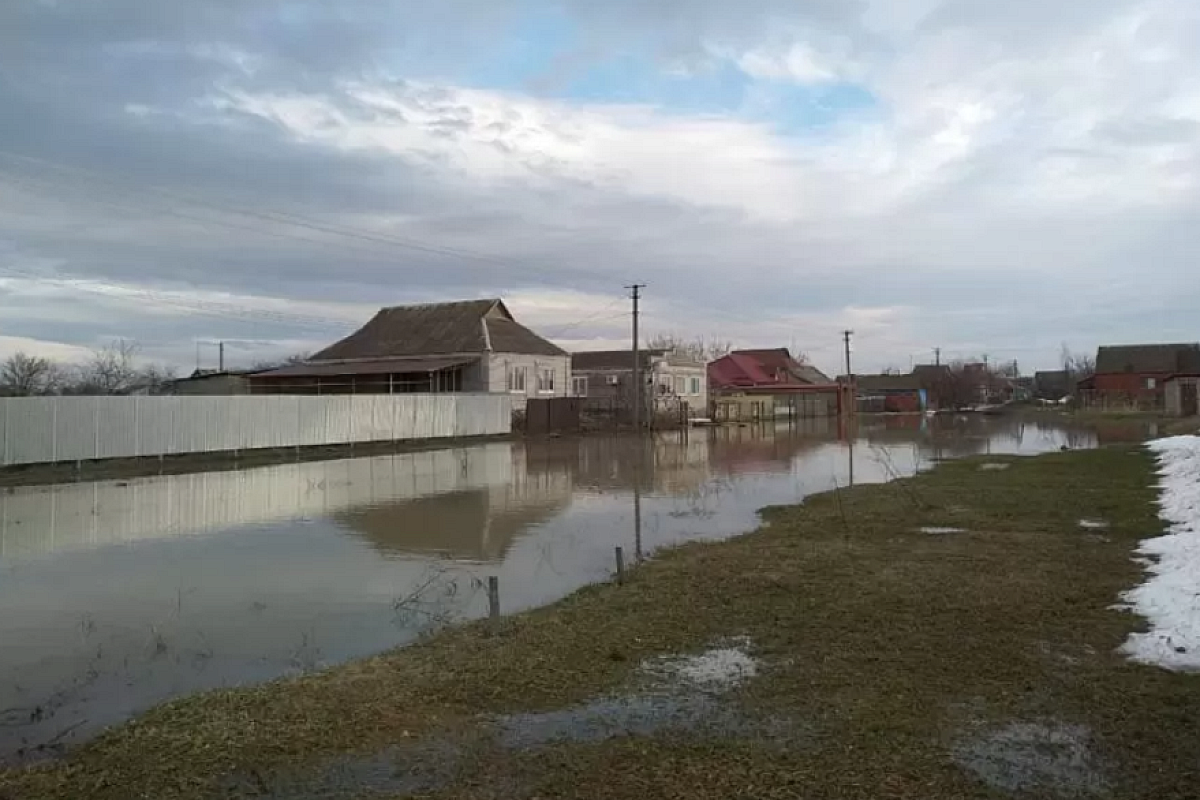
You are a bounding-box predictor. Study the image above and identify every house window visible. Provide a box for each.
[690,377,701,395]
[675,376,686,395]
[1145,377,1157,390]
[538,368,555,393]
[507,366,527,393]
[572,376,588,396]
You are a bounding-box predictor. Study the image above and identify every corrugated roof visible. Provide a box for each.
[251,355,478,378]
[709,348,831,389]
[1096,343,1200,374]
[311,299,566,361]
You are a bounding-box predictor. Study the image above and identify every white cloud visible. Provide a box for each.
[3,0,1200,373]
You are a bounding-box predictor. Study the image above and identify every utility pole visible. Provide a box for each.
[843,330,854,379]
[626,284,646,431]
[218,341,225,372]
[934,347,941,366]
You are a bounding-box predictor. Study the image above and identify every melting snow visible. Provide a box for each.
[921,526,966,535]
[1119,436,1200,670]
[643,637,758,691]
[1078,519,1109,530]
[979,463,1011,471]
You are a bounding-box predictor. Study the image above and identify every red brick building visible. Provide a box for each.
[1086,343,1200,409]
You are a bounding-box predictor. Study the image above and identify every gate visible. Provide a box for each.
[525,397,583,435]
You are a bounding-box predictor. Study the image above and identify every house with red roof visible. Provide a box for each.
[708,348,843,421]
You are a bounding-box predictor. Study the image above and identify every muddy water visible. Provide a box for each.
[0,415,1120,761]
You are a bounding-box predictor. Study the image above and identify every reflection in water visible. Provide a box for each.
[0,415,1142,763]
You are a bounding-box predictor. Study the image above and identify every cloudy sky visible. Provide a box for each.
[1,0,1198,375]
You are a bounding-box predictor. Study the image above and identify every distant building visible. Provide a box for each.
[854,374,925,413]
[708,348,841,421]
[570,349,708,418]
[249,299,570,408]
[1033,370,1071,401]
[1086,343,1200,410]
[169,370,253,396]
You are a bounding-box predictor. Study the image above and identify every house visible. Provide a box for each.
[570,349,708,417]
[708,348,842,421]
[1086,343,1200,410]
[1165,374,1200,417]
[1033,370,1071,401]
[854,374,925,413]
[169,369,253,396]
[249,299,570,407]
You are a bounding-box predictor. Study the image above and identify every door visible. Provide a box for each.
[1183,381,1198,417]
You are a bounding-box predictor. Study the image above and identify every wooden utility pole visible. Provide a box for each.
[627,284,646,431]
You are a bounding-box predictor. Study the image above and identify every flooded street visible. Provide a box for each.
[0,415,1132,762]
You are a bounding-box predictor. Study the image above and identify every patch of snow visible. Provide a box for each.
[920,526,966,535]
[643,637,758,691]
[979,463,1011,471]
[1078,519,1109,530]
[1118,436,1200,670]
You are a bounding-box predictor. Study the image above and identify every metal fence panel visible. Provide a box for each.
[52,398,95,462]
[0,394,511,467]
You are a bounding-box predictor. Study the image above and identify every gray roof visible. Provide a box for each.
[855,374,923,393]
[571,349,668,371]
[311,299,566,361]
[1095,343,1200,375]
[251,355,478,379]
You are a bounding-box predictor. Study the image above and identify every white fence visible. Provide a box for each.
[0,394,512,467]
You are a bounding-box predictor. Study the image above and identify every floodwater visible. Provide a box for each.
[0,414,1131,762]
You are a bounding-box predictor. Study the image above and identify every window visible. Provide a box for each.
[1145,377,1157,390]
[572,376,588,396]
[538,367,555,393]
[690,377,701,395]
[675,376,687,395]
[507,366,527,393]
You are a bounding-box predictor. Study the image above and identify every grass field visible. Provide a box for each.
[4,444,1197,799]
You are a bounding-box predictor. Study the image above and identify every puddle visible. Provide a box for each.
[1078,519,1110,530]
[920,527,967,535]
[493,638,797,750]
[979,463,1011,471]
[953,721,1109,797]
[222,739,465,799]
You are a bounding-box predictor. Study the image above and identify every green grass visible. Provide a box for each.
[5,445,1199,799]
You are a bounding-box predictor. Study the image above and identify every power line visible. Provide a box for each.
[0,150,625,287]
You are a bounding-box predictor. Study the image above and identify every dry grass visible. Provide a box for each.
[5,445,1200,799]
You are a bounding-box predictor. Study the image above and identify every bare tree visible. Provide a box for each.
[0,352,62,396]
[645,334,734,363]
[63,340,176,395]
[1058,345,1096,398]
[250,352,311,371]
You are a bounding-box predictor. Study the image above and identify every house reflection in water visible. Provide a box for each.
[335,441,575,562]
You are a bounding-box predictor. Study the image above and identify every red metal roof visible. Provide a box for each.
[709,349,835,391]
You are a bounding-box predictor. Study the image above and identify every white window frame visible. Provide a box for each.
[675,376,687,395]
[572,376,588,396]
[538,367,556,394]
[507,366,527,394]
[690,376,701,395]
[1146,377,1157,390]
